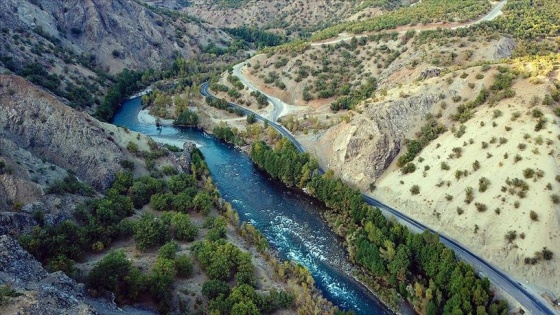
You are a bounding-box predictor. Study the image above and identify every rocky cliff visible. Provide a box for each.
[0,234,158,315]
[306,90,440,187]
[0,74,126,191]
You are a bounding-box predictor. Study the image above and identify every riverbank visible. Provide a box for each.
[137,108,174,126]
[139,102,400,314]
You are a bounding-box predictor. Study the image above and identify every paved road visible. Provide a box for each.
[200,80,557,314]
[202,2,558,311]
[200,82,305,152]
[232,63,284,122]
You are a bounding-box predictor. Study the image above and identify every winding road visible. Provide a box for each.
[200,1,558,313]
[311,0,508,46]
[201,81,556,315]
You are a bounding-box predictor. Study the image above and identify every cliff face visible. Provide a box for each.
[0,234,98,315]
[0,234,157,315]
[0,75,125,190]
[306,90,440,187]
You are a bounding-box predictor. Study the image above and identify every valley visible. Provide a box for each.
[1,0,559,314]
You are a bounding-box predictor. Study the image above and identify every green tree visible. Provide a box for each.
[133,213,170,251]
[171,213,198,241]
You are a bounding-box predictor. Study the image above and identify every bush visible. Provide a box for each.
[175,255,193,277]
[401,162,416,174]
[505,230,517,242]
[441,162,450,170]
[171,213,198,241]
[158,241,178,260]
[134,213,170,251]
[45,173,95,196]
[529,210,538,221]
[410,185,420,195]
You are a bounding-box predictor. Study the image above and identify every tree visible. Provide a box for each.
[231,301,260,315]
[87,250,131,294]
[175,255,193,277]
[133,213,170,251]
[171,213,198,241]
[150,258,176,313]
[174,109,199,126]
[202,280,230,300]
[158,241,178,260]
[246,114,257,124]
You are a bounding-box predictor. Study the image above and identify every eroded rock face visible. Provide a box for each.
[493,36,516,60]
[0,235,97,314]
[175,141,196,173]
[315,91,440,188]
[0,75,125,190]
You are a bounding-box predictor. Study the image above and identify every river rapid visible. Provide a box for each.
[112,97,393,315]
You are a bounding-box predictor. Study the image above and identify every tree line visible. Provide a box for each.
[250,139,508,314]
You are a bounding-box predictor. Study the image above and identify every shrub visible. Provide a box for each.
[529,210,538,221]
[441,162,450,170]
[175,255,193,277]
[464,187,474,204]
[475,202,487,212]
[523,168,535,179]
[45,173,95,196]
[472,160,480,171]
[542,247,553,260]
[402,162,416,174]
[410,185,420,195]
[505,230,517,242]
[552,194,560,204]
[478,177,490,192]
[134,213,170,251]
[127,141,139,154]
[532,108,543,118]
[452,147,462,158]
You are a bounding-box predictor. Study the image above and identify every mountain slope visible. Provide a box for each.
[0,0,227,73]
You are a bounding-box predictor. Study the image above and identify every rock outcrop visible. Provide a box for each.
[0,234,97,314]
[312,91,440,187]
[0,74,125,190]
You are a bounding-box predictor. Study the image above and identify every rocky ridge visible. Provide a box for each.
[0,0,227,74]
[0,74,126,191]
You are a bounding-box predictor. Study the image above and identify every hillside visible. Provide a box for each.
[0,0,233,113]
[144,0,404,37]
[197,0,560,305]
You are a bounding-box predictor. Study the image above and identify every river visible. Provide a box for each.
[112,97,393,315]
